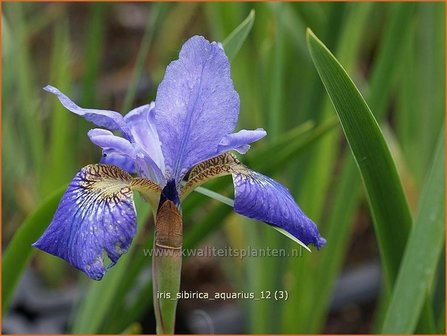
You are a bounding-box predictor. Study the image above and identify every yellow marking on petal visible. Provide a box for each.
[81,164,133,202]
[130,177,161,209]
[180,152,248,200]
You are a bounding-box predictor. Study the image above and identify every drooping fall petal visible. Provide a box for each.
[33,165,137,280]
[233,170,326,249]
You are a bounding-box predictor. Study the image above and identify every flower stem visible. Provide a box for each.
[152,200,183,334]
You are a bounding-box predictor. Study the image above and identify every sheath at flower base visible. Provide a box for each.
[33,35,326,282]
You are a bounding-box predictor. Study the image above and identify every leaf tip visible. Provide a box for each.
[306,28,315,40]
[249,9,255,20]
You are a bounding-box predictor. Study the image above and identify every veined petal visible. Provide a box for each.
[44,85,127,131]
[233,170,326,249]
[218,128,267,154]
[124,103,166,176]
[179,153,325,248]
[154,35,240,182]
[180,152,240,200]
[32,165,137,280]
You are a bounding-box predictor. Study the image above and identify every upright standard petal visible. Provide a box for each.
[233,170,326,249]
[44,85,127,131]
[154,36,240,182]
[32,165,137,280]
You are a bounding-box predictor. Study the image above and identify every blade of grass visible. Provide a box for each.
[382,126,445,333]
[222,9,255,62]
[307,29,436,332]
[307,27,411,287]
[2,186,66,314]
[306,4,417,332]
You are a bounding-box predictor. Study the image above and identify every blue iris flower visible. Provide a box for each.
[33,36,326,280]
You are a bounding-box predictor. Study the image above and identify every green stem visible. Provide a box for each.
[152,200,183,334]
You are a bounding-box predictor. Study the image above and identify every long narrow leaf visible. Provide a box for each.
[222,9,255,61]
[382,126,445,333]
[308,4,417,332]
[306,28,412,286]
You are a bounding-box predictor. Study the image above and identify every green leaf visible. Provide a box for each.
[222,9,255,61]
[303,4,417,332]
[306,28,412,286]
[382,126,445,333]
[2,186,66,313]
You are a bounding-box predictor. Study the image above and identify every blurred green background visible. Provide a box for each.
[2,2,445,334]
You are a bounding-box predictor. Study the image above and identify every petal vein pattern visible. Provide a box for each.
[233,171,326,249]
[154,36,240,183]
[32,165,137,280]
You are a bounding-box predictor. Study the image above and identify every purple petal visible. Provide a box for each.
[100,150,136,173]
[88,129,137,159]
[124,103,166,176]
[218,128,267,154]
[44,85,127,131]
[154,35,240,182]
[88,129,165,184]
[233,170,326,249]
[32,165,137,280]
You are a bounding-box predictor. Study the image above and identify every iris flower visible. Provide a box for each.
[33,36,326,281]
